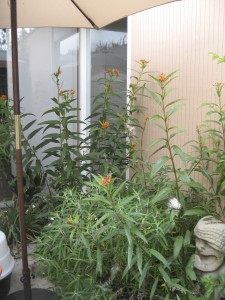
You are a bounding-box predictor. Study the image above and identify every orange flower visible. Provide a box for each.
[0,265,2,276]
[131,142,137,148]
[1,95,7,101]
[70,89,75,95]
[158,73,166,83]
[54,67,61,77]
[101,121,109,129]
[59,90,65,97]
[106,68,112,74]
[67,217,73,224]
[140,59,149,65]
[101,175,112,186]
[115,68,120,77]
[144,116,149,121]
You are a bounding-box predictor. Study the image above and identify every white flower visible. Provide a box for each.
[168,198,181,210]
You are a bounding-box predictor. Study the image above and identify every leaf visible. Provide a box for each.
[165,98,183,108]
[167,104,184,117]
[173,235,183,258]
[149,249,169,268]
[124,225,132,245]
[150,156,169,177]
[184,209,207,216]
[127,243,133,269]
[185,254,196,280]
[139,262,149,288]
[23,119,36,131]
[147,89,162,107]
[150,276,159,300]
[80,234,92,262]
[147,138,166,149]
[133,227,148,244]
[39,120,61,126]
[183,230,191,246]
[27,127,43,139]
[96,248,102,275]
[151,114,164,121]
[172,145,187,165]
[150,187,172,205]
[158,266,171,286]
[136,245,143,274]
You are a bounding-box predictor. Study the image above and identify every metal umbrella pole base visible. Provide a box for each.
[4,289,55,300]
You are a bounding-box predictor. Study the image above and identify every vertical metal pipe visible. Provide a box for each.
[10,1,32,299]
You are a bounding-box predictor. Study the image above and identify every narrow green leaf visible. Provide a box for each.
[136,245,143,274]
[173,145,187,165]
[23,119,36,131]
[139,262,149,288]
[150,187,172,205]
[27,127,43,139]
[159,266,171,286]
[147,138,166,149]
[185,254,196,280]
[124,225,132,245]
[128,243,133,269]
[151,156,169,177]
[150,249,169,268]
[150,276,159,300]
[96,248,102,275]
[184,209,207,216]
[173,235,183,258]
[133,227,148,244]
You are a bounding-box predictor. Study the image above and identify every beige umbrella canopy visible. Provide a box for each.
[0,0,180,299]
[0,0,179,28]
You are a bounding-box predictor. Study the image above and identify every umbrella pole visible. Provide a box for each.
[10,0,32,299]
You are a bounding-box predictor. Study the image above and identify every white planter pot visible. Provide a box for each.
[0,231,14,299]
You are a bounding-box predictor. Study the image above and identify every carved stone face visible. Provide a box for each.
[195,237,224,272]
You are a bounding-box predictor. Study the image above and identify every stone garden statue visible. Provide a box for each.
[194,215,225,299]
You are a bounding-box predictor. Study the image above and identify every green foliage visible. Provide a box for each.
[201,275,225,299]
[36,67,87,192]
[0,96,14,179]
[85,68,128,176]
[3,57,225,299]
[188,81,225,220]
[0,201,46,249]
[35,176,197,299]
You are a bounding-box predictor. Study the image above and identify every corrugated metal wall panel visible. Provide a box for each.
[130,0,225,182]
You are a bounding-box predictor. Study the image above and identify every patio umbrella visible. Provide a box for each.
[0,0,180,299]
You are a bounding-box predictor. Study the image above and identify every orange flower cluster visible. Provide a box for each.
[105,68,120,77]
[140,59,149,64]
[101,121,109,129]
[131,142,137,148]
[67,217,73,224]
[158,73,166,83]
[54,67,61,77]
[101,175,112,186]
[1,95,7,101]
[59,90,65,97]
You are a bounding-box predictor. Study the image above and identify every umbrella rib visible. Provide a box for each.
[70,0,98,29]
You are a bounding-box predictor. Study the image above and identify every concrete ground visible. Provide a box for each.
[7,244,54,296]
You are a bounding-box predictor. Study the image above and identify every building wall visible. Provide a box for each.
[129,0,225,181]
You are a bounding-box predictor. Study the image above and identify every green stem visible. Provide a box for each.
[161,86,180,201]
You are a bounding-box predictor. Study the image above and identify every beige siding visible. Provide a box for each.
[130,0,225,180]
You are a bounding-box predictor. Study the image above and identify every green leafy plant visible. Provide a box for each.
[34,173,200,299]
[188,81,225,220]
[36,67,89,192]
[85,67,130,177]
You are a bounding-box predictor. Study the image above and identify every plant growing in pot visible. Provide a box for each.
[0,231,14,299]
